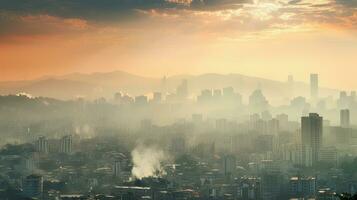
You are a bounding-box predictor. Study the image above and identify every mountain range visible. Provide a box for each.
[0,71,339,104]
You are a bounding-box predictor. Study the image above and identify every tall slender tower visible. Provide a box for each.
[114,160,122,177]
[340,109,350,128]
[310,74,318,99]
[288,75,294,98]
[301,113,323,165]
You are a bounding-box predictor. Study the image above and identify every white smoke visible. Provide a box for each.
[131,144,168,179]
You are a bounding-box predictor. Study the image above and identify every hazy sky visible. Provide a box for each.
[0,0,357,89]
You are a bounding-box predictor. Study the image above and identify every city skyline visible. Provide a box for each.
[0,69,350,92]
[1,1,357,200]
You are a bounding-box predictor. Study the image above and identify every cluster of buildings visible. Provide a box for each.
[0,73,357,199]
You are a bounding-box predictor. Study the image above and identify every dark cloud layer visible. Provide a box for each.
[0,0,255,21]
[0,0,356,39]
[0,0,253,37]
[1,0,355,24]
[0,0,178,21]
[0,0,184,37]
[336,0,357,7]
[190,0,251,10]
[0,0,356,22]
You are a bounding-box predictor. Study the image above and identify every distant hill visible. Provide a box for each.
[0,71,339,104]
[0,71,160,100]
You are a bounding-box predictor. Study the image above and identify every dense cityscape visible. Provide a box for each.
[0,73,357,200]
[1,0,357,199]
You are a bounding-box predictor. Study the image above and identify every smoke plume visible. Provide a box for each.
[131,144,168,179]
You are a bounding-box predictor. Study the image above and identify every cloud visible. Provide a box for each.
[0,0,356,42]
[141,0,357,36]
[0,0,192,21]
[190,0,252,10]
[0,11,89,40]
[0,0,195,39]
[336,0,357,7]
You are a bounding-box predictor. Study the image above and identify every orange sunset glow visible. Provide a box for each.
[1,0,357,89]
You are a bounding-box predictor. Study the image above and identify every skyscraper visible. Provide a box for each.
[36,136,48,154]
[152,92,162,103]
[60,135,72,154]
[213,89,222,99]
[223,87,234,97]
[310,74,318,99]
[23,174,43,199]
[340,109,350,128]
[134,95,148,105]
[282,144,312,167]
[176,79,188,99]
[288,75,294,97]
[114,160,122,177]
[289,176,316,199]
[301,113,323,165]
[161,76,167,94]
[249,89,269,111]
[238,177,261,200]
[222,155,236,176]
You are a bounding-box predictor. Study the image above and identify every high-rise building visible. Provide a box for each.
[114,92,123,102]
[267,119,279,135]
[301,113,323,165]
[289,176,316,199]
[114,160,122,177]
[60,135,72,154]
[192,114,203,124]
[237,177,261,200]
[249,89,269,111]
[152,92,162,103]
[161,76,167,94]
[223,87,234,97]
[288,75,294,84]
[328,126,350,145]
[318,146,338,165]
[282,144,313,167]
[135,95,148,105]
[222,155,236,176]
[121,94,134,105]
[213,89,222,99]
[340,109,350,128]
[288,75,294,97]
[261,172,281,200]
[310,74,318,99]
[22,154,38,172]
[197,89,213,103]
[251,119,268,134]
[261,110,272,121]
[23,174,43,199]
[176,79,188,99]
[254,135,274,153]
[276,113,288,131]
[339,91,348,108]
[36,136,48,154]
[351,91,356,102]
